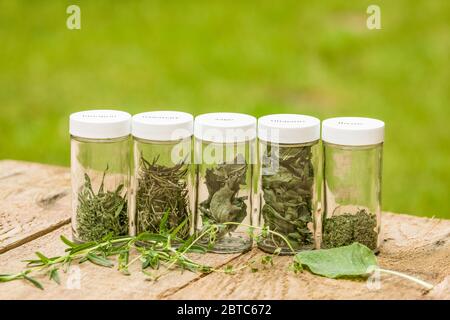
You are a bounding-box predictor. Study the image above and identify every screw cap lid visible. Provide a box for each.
[322,117,385,146]
[70,109,131,139]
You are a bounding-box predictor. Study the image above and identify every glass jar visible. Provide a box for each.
[130,111,194,242]
[194,113,256,253]
[321,117,384,251]
[70,110,132,243]
[256,114,321,254]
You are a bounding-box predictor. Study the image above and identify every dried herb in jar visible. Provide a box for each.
[260,145,314,249]
[136,155,191,239]
[322,209,378,249]
[199,155,248,238]
[76,169,128,242]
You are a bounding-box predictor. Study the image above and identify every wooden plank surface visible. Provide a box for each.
[0,225,242,299]
[0,160,449,300]
[0,213,448,300]
[169,213,450,300]
[0,160,71,253]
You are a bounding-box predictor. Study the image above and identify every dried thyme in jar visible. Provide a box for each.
[321,117,384,251]
[131,111,194,241]
[257,114,321,254]
[322,209,378,249]
[194,112,256,253]
[70,110,132,243]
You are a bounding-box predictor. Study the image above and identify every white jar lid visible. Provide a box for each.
[258,114,320,144]
[322,117,385,146]
[194,112,257,143]
[70,110,131,139]
[132,111,194,141]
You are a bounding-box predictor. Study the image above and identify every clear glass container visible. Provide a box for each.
[194,113,257,253]
[258,140,321,254]
[131,137,194,240]
[70,110,132,243]
[321,117,384,251]
[256,114,322,254]
[130,111,194,242]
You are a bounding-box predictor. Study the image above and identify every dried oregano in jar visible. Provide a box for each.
[321,117,384,251]
[257,114,321,254]
[131,111,194,240]
[194,112,256,253]
[70,110,132,243]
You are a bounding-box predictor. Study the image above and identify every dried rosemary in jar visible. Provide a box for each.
[257,114,321,254]
[131,111,194,241]
[322,117,384,251]
[70,110,132,243]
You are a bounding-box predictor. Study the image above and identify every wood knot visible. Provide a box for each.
[37,191,69,208]
[0,172,22,180]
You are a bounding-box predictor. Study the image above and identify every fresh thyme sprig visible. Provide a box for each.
[0,215,433,291]
[0,212,286,289]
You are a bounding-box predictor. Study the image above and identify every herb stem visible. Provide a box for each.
[125,255,141,269]
[221,222,296,254]
[181,227,217,254]
[377,268,434,290]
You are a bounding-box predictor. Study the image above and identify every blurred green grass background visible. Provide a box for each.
[0,0,449,218]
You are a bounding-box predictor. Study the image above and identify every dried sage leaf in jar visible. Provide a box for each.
[260,145,314,249]
[199,155,248,238]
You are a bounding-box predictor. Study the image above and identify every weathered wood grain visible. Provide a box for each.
[0,160,449,300]
[0,213,448,300]
[168,213,450,300]
[0,160,71,253]
[0,225,242,299]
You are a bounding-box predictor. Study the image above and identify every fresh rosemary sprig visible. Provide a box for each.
[0,212,282,289]
[0,215,433,291]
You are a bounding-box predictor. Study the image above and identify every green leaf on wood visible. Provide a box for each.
[294,243,377,278]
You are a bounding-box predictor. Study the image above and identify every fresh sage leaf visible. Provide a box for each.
[295,243,377,278]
